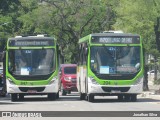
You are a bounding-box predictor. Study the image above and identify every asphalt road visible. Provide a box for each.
[0,92,160,120]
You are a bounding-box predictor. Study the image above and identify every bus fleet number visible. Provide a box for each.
[103,81,111,85]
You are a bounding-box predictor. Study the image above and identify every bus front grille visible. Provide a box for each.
[19,87,45,92]
[101,87,130,92]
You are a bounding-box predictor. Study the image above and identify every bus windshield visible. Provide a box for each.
[8,49,55,76]
[90,46,140,75]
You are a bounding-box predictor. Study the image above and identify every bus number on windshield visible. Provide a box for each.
[103,81,111,85]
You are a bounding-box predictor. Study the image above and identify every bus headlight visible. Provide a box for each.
[89,77,99,85]
[49,77,57,84]
[133,77,143,85]
[7,78,15,85]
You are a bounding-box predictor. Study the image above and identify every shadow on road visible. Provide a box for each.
[58,96,80,101]
[0,95,23,105]
[1,94,160,103]
[22,95,80,102]
[90,97,160,103]
[138,98,160,103]
[0,92,80,102]
[0,102,22,105]
[21,92,80,102]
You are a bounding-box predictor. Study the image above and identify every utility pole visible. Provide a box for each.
[154,17,160,82]
[154,56,158,81]
[154,17,160,52]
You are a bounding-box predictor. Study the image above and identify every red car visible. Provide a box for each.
[59,64,77,95]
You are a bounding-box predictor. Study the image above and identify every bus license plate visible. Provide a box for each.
[27,90,37,93]
[111,90,121,93]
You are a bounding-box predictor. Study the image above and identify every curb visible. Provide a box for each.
[140,91,160,99]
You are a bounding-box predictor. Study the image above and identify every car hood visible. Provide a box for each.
[63,74,77,78]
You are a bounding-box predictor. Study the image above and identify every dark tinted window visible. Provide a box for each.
[8,49,55,76]
[64,67,76,74]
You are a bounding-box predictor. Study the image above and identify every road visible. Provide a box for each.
[0,92,160,120]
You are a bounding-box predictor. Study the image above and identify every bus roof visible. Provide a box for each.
[7,36,56,47]
[79,33,140,44]
[8,36,55,41]
[91,33,139,37]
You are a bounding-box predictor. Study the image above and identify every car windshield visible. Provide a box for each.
[64,67,77,74]
[90,46,141,74]
[8,49,55,76]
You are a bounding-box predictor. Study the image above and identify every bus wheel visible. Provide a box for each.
[56,92,59,99]
[61,85,67,96]
[68,90,71,94]
[118,95,124,101]
[131,94,137,102]
[19,94,24,101]
[11,93,18,102]
[80,93,85,100]
[88,94,94,102]
[0,87,6,97]
[0,91,6,97]
[124,95,131,101]
[48,93,56,100]
[62,89,67,95]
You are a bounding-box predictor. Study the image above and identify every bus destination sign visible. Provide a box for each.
[9,40,54,47]
[91,36,140,44]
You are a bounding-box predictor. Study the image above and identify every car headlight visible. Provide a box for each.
[64,77,71,81]
[89,77,99,85]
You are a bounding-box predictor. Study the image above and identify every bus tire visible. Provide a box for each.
[118,95,124,101]
[48,93,56,100]
[131,94,137,102]
[11,93,18,102]
[80,93,85,100]
[61,85,67,96]
[124,94,131,101]
[68,90,71,94]
[62,89,67,96]
[0,87,6,97]
[19,94,24,101]
[56,92,59,99]
[1,94,6,97]
[88,94,94,102]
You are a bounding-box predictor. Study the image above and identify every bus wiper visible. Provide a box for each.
[109,74,122,76]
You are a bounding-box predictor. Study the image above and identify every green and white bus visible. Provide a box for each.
[6,35,60,101]
[77,32,143,102]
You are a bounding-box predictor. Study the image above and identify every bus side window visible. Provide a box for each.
[79,45,83,65]
[82,43,88,65]
[82,48,86,65]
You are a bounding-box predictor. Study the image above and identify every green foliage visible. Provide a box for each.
[14,0,115,63]
[0,0,21,41]
[2,0,160,63]
[113,0,160,57]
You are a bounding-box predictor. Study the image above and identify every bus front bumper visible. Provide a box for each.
[7,79,59,94]
[88,80,143,95]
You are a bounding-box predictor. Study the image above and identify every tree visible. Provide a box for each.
[17,0,116,63]
[113,0,160,90]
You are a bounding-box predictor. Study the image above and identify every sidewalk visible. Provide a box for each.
[140,84,160,99]
[148,84,160,94]
[147,74,160,94]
